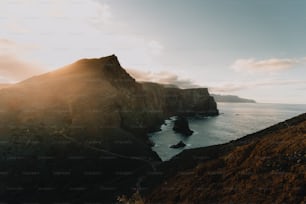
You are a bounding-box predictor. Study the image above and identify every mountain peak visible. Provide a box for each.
[74,54,120,67]
[100,54,117,60]
[58,55,136,85]
[99,54,121,68]
[21,54,136,87]
[49,54,121,74]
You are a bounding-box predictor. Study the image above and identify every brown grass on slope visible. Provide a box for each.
[146,113,306,204]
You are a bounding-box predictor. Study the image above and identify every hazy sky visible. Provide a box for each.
[0,0,306,104]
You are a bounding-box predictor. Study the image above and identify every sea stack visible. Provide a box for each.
[170,141,186,148]
[173,116,194,136]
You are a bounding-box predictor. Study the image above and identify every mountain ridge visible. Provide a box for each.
[0,55,218,202]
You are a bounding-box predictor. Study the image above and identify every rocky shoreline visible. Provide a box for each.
[143,113,306,203]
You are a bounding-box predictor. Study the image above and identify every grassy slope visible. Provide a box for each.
[145,113,306,204]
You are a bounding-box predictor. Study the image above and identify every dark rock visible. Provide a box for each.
[170,141,186,148]
[173,116,194,136]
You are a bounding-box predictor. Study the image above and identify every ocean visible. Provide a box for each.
[149,103,306,161]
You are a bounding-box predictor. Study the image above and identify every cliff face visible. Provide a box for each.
[164,87,218,116]
[0,55,218,153]
[139,82,218,132]
[0,55,218,202]
[144,113,306,204]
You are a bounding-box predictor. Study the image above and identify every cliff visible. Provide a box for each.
[140,82,218,131]
[144,113,306,204]
[0,55,218,202]
[212,94,256,103]
[0,55,217,149]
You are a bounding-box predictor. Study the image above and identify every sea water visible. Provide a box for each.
[149,103,306,161]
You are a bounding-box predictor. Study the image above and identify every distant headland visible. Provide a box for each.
[211,94,256,103]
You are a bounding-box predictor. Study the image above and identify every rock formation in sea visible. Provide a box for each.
[0,55,218,202]
[173,116,193,136]
[170,141,186,148]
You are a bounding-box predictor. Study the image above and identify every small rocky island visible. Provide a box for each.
[173,116,194,136]
[170,141,186,148]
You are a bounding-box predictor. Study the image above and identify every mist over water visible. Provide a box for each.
[150,103,306,161]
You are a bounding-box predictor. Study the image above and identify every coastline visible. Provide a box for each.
[149,103,306,161]
[144,112,306,203]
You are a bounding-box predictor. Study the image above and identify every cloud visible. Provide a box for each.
[0,55,42,82]
[148,40,164,56]
[210,79,306,93]
[0,38,33,55]
[0,0,166,74]
[127,68,200,89]
[0,38,14,46]
[1,37,39,55]
[231,57,302,73]
[0,38,43,82]
[126,68,306,92]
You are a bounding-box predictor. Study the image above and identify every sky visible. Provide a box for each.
[0,0,306,104]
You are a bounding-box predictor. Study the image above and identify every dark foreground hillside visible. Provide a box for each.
[144,113,306,204]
